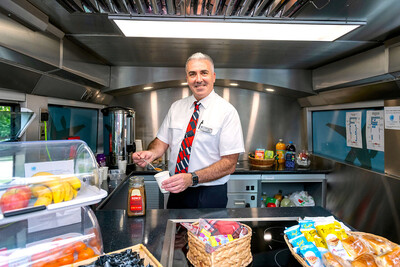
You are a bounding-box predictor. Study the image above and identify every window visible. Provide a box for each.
[48,105,98,153]
[0,104,17,178]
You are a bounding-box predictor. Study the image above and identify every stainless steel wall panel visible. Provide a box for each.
[389,45,400,74]
[319,155,400,244]
[0,13,60,67]
[109,66,313,93]
[384,99,400,178]
[112,86,303,159]
[33,75,87,100]
[61,39,110,87]
[313,46,388,91]
[0,62,42,94]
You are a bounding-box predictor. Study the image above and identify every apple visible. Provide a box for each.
[0,185,32,212]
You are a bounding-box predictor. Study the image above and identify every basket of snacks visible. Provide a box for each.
[248,154,275,168]
[284,217,400,267]
[183,219,252,267]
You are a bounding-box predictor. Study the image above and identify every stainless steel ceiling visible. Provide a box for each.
[27,0,400,69]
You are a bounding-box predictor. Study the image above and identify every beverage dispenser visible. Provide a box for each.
[101,107,135,167]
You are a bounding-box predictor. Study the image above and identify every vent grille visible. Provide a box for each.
[56,0,312,18]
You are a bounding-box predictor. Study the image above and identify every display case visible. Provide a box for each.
[0,206,103,266]
[0,140,107,224]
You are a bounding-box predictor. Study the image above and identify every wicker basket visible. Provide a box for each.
[187,223,253,267]
[284,234,308,267]
[284,231,399,267]
[248,155,275,168]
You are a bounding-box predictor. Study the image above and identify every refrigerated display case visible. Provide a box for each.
[0,206,103,266]
[0,140,107,266]
[0,140,107,223]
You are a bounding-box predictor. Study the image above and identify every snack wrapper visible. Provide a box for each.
[298,244,324,267]
[316,222,352,261]
[284,225,302,239]
[289,234,313,248]
[180,222,199,235]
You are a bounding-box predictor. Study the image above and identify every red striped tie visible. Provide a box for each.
[175,101,201,174]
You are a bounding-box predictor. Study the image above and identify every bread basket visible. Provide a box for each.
[248,155,275,168]
[284,231,399,267]
[187,222,253,267]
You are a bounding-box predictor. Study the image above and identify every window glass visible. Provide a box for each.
[312,108,384,172]
[48,105,98,153]
[0,105,14,178]
[0,105,12,142]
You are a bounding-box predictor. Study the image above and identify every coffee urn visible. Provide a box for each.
[101,107,135,167]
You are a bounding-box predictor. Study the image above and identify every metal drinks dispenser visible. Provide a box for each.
[101,107,136,167]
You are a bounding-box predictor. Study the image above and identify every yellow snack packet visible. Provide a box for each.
[315,222,352,261]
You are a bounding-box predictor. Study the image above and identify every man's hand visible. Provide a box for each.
[162,173,192,193]
[132,151,153,168]
[132,138,169,168]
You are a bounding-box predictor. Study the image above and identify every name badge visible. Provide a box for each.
[199,125,212,133]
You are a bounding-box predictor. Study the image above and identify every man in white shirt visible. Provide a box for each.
[132,52,244,208]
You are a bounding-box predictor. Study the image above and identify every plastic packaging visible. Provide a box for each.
[285,141,296,168]
[276,139,286,164]
[260,192,267,208]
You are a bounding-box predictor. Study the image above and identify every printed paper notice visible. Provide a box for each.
[346,111,362,148]
[384,106,400,130]
[366,110,384,151]
[24,159,74,177]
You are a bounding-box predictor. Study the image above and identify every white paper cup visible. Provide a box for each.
[99,166,108,184]
[118,160,127,174]
[154,171,170,194]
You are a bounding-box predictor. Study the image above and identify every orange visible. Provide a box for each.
[77,247,95,261]
[57,254,74,265]
[73,241,87,253]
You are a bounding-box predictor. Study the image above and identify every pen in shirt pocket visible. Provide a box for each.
[198,120,204,129]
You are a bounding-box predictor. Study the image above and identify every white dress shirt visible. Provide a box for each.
[157,90,245,186]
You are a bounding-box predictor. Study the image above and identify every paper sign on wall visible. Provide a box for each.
[384,106,400,130]
[366,110,384,151]
[346,111,362,148]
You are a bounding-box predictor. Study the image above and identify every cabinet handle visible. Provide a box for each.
[234,200,246,206]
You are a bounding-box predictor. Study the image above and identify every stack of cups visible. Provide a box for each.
[99,166,108,184]
[118,160,127,174]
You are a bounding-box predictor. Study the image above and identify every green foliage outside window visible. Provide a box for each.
[0,106,11,141]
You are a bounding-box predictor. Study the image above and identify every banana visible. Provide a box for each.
[42,179,64,204]
[31,185,52,206]
[61,176,81,191]
[72,188,78,199]
[34,196,52,206]
[31,185,52,199]
[63,182,74,202]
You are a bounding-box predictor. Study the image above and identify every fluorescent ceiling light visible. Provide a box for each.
[265,88,275,92]
[230,83,239,86]
[143,86,153,90]
[113,20,361,41]
[181,82,188,85]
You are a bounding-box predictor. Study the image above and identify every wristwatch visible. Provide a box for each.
[191,172,199,186]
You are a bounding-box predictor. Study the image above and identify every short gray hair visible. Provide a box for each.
[185,52,214,73]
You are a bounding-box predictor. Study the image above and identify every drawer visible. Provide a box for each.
[227,193,257,208]
[227,179,258,193]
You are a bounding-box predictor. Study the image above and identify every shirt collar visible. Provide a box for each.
[192,90,215,109]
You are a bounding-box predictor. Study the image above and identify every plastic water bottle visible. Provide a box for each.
[285,141,296,168]
[260,192,267,208]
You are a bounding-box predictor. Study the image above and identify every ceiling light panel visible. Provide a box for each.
[113,20,362,41]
